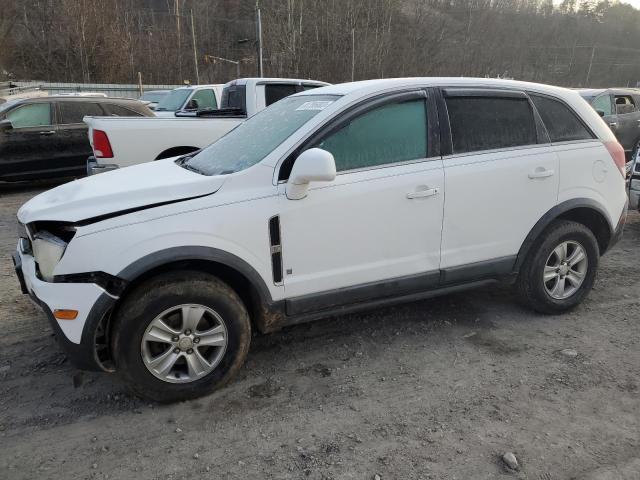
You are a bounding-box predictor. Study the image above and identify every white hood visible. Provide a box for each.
[18,158,225,224]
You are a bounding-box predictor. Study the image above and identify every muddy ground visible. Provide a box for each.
[0,182,638,480]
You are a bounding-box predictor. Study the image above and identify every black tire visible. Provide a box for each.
[112,270,251,402]
[517,220,599,314]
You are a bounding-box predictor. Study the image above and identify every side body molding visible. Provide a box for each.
[515,198,614,271]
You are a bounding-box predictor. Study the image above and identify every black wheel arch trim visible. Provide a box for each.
[117,246,275,306]
[515,198,614,271]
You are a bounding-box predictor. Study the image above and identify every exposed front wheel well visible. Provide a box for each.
[155,146,200,160]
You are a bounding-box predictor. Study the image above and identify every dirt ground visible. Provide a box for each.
[0,182,638,480]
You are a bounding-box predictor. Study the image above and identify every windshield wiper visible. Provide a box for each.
[177,154,205,175]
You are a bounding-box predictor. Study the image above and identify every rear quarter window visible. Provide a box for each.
[530,95,594,143]
[445,95,537,154]
[58,102,105,124]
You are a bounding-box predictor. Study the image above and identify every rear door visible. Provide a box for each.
[0,101,59,181]
[55,100,105,175]
[439,89,559,279]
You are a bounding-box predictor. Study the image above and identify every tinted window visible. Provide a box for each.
[58,102,104,124]
[6,103,52,128]
[265,84,298,106]
[190,89,217,110]
[445,96,537,153]
[530,95,593,142]
[104,104,144,117]
[591,95,613,116]
[317,100,427,171]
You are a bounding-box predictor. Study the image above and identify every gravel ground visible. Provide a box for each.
[0,183,638,480]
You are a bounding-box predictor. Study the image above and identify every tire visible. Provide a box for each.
[112,270,251,402]
[517,220,599,314]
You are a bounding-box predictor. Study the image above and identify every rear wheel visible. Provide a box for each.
[112,270,251,402]
[517,220,599,314]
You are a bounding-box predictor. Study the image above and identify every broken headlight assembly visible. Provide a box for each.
[31,224,76,282]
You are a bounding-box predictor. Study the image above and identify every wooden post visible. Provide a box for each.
[138,72,143,96]
[190,9,200,84]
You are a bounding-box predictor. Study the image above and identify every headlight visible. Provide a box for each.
[33,231,68,282]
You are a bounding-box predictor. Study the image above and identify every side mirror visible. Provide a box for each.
[0,119,13,132]
[596,109,605,117]
[185,99,200,111]
[286,148,336,200]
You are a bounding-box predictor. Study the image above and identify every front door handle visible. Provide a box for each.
[528,168,555,179]
[407,186,440,199]
[39,130,55,136]
[609,122,618,129]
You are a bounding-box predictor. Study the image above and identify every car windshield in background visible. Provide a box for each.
[0,99,21,114]
[154,89,191,111]
[182,95,340,176]
[141,92,167,102]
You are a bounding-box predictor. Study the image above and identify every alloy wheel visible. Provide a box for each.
[141,304,228,383]
[543,241,588,300]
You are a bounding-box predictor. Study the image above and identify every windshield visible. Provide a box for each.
[182,94,339,176]
[155,89,191,111]
[141,91,168,102]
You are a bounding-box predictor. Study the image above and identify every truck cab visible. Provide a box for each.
[153,84,223,117]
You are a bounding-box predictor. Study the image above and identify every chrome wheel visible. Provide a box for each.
[141,304,228,384]
[543,241,588,300]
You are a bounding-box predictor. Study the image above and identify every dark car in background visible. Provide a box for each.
[0,96,154,182]
[577,88,640,164]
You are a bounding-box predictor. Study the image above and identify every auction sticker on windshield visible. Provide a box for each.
[295,100,334,111]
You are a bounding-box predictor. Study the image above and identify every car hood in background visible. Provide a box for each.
[17,158,224,224]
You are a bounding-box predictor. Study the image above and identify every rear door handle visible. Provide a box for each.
[39,130,55,135]
[407,186,440,199]
[528,168,555,179]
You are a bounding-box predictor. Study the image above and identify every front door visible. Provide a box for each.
[0,101,59,181]
[279,92,444,314]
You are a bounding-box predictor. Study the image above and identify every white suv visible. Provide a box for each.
[13,78,628,401]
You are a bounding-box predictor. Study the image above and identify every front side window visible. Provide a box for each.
[614,95,637,115]
[58,102,104,124]
[591,94,613,116]
[6,103,52,128]
[445,95,537,154]
[190,89,217,110]
[530,95,593,143]
[183,95,339,176]
[316,100,427,171]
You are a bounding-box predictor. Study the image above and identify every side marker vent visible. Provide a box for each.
[269,216,283,284]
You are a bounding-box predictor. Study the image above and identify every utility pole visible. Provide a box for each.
[351,28,355,82]
[585,45,596,86]
[190,9,200,84]
[175,0,182,82]
[256,1,263,77]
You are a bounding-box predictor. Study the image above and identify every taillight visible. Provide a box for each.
[93,129,113,158]
[604,140,626,178]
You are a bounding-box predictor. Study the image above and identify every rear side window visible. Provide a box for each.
[190,89,218,110]
[317,99,427,171]
[530,95,593,142]
[265,84,298,106]
[6,103,52,128]
[58,102,104,124]
[104,104,145,117]
[445,96,537,153]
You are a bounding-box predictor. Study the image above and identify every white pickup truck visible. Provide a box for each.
[85,78,329,174]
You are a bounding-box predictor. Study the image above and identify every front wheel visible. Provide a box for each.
[517,220,599,314]
[112,271,251,402]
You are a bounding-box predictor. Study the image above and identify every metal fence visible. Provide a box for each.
[11,81,183,99]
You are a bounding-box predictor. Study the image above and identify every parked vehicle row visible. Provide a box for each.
[85,78,329,174]
[13,78,627,402]
[0,96,154,182]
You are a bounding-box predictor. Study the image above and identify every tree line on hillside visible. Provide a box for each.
[0,0,639,88]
